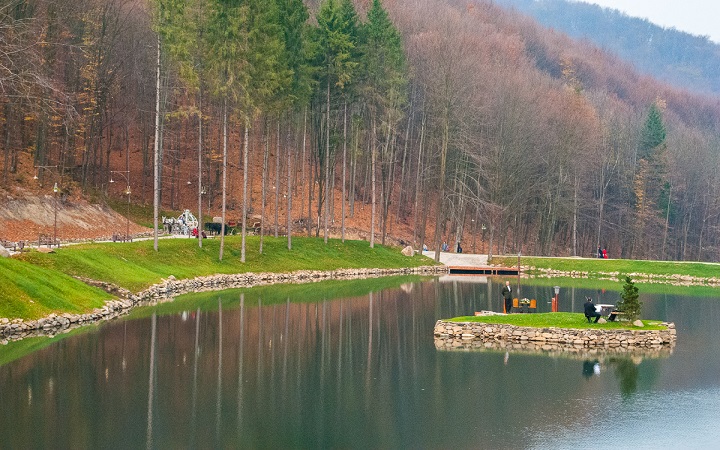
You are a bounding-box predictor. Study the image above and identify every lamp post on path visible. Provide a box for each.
[111,170,131,240]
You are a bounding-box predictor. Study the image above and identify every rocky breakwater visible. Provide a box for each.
[134,266,447,302]
[434,320,676,353]
[1,266,447,343]
[0,300,133,344]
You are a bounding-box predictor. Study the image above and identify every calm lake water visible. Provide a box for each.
[1,276,719,449]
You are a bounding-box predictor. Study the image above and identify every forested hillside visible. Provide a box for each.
[1,0,720,262]
[494,0,720,95]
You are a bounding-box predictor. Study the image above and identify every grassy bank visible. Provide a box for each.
[447,312,667,330]
[492,255,720,280]
[1,236,435,320]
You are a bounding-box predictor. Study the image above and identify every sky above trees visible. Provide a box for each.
[580,0,720,43]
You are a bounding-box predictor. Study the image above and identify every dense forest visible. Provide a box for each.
[2,0,720,262]
[494,0,720,95]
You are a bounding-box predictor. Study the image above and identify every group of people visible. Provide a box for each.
[597,246,608,258]
[501,284,608,323]
[439,241,462,253]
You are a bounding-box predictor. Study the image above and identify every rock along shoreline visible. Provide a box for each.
[1,265,448,343]
[434,318,677,352]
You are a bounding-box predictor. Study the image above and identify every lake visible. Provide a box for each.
[1,275,718,448]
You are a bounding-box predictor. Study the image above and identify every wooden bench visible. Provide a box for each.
[112,233,133,242]
[38,234,60,248]
[1,239,20,251]
[511,298,537,312]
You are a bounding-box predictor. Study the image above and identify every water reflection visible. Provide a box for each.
[608,357,640,396]
[146,312,157,450]
[582,359,600,379]
[0,276,719,448]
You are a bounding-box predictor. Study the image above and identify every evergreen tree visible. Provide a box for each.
[155,0,210,249]
[277,0,316,109]
[617,276,642,322]
[359,0,408,245]
[632,101,668,258]
[204,0,250,261]
[313,0,359,243]
[276,0,315,249]
[638,103,666,160]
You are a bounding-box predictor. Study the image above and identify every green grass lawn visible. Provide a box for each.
[2,236,435,320]
[0,256,113,319]
[492,255,720,280]
[446,312,667,330]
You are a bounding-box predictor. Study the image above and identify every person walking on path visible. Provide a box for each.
[502,281,513,314]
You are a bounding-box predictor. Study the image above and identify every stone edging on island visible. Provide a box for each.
[434,319,676,348]
[0,265,448,342]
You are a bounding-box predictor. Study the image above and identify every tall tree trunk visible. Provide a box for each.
[381,117,395,246]
[240,118,249,262]
[260,120,269,254]
[371,117,377,248]
[197,93,203,248]
[433,109,450,262]
[662,183,672,258]
[350,121,358,217]
[396,102,413,224]
[413,112,426,247]
[2,104,12,185]
[153,34,161,252]
[275,120,281,238]
[342,101,347,242]
[219,100,228,261]
[287,117,293,250]
[307,134,314,238]
[324,79,331,244]
[241,117,250,262]
[300,107,307,228]
[141,121,150,204]
[170,136,177,210]
[573,175,578,257]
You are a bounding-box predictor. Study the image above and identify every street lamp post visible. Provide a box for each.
[34,165,60,246]
[110,170,131,240]
[53,182,59,245]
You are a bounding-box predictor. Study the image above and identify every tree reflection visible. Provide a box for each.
[146,312,157,450]
[609,357,640,396]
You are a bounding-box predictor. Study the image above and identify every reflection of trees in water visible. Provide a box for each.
[608,357,640,396]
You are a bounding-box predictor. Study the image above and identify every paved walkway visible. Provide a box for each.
[422,251,488,267]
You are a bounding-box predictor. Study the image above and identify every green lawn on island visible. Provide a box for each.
[1,236,435,320]
[446,312,668,330]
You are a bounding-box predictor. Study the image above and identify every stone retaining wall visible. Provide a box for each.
[434,337,675,358]
[1,266,447,343]
[434,320,676,350]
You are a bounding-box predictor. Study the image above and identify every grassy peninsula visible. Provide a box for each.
[1,236,435,320]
